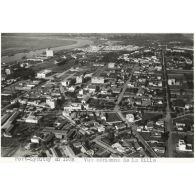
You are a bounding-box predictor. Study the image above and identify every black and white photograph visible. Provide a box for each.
[0,1,195,195]
[1,33,194,158]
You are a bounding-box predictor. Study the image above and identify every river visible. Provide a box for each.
[2,38,93,63]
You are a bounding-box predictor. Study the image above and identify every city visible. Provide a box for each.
[1,33,194,158]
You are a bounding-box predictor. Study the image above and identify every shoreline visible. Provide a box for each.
[1,37,93,63]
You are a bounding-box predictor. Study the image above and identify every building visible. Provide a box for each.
[1,111,20,137]
[43,127,67,139]
[1,113,12,126]
[5,68,12,75]
[67,86,76,92]
[85,85,96,94]
[31,136,40,144]
[112,143,126,153]
[78,89,84,95]
[176,139,193,152]
[26,58,44,62]
[76,75,83,84]
[62,146,76,157]
[142,98,151,107]
[126,114,135,123]
[46,98,56,109]
[91,77,104,84]
[93,63,104,67]
[1,74,6,81]
[25,115,42,124]
[64,103,82,112]
[155,66,162,71]
[37,69,52,79]
[61,79,70,87]
[134,142,142,151]
[81,94,90,104]
[177,140,186,151]
[46,49,54,57]
[108,63,115,69]
[3,124,14,137]
[153,146,165,154]
[156,120,164,127]
[84,73,93,78]
[168,78,176,86]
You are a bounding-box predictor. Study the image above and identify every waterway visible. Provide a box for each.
[2,38,93,63]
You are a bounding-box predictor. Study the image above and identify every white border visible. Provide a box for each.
[0,1,195,195]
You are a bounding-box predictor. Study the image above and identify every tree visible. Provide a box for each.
[107,131,115,143]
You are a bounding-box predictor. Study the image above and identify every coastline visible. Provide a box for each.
[1,37,93,63]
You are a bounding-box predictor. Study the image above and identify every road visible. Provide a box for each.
[112,63,158,157]
[93,139,120,154]
[167,69,193,74]
[90,132,121,155]
[172,113,193,120]
[117,110,158,157]
[114,64,136,107]
[162,50,174,157]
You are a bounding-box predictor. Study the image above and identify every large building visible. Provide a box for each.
[76,75,83,84]
[91,77,104,84]
[25,115,42,124]
[1,111,20,137]
[37,69,52,79]
[46,49,54,57]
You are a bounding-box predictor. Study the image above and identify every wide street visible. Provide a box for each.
[113,63,158,157]
[162,49,174,157]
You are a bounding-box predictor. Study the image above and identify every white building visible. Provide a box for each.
[93,63,104,67]
[78,89,84,95]
[31,136,40,144]
[84,73,93,78]
[177,140,186,151]
[25,115,41,124]
[76,75,83,84]
[112,143,126,153]
[126,114,135,123]
[185,104,193,110]
[168,79,176,86]
[46,98,56,109]
[108,63,115,69]
[156,120,164,127]
[67,86,76,92]
[61,79,70,87]
[64,103,82,111]
[5,69,12,75]
[158,81,162,87]
[91,77,104,84]
[176,139,193,152]
[37,69,52,79]
[46,49,54,57]
[86,85,96,94]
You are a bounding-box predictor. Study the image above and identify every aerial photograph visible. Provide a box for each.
[1,33,194,158]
